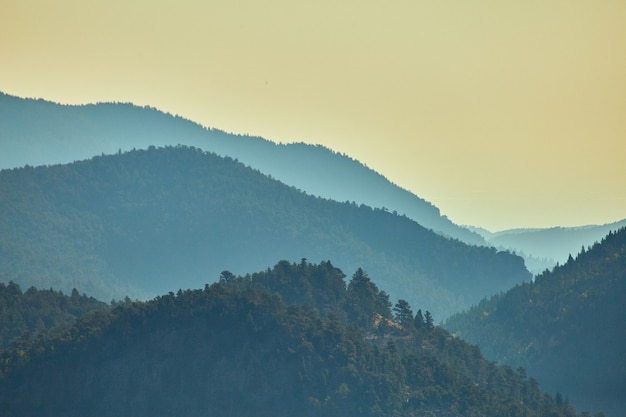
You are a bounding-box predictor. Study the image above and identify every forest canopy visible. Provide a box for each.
[0,260,593,417]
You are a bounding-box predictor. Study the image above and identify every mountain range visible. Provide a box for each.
[4,92,622,274]
[0,91,484,246]
[0,91,621,416]
[467,220,626,274]
[0,146,530,319]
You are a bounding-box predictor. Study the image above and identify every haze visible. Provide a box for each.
[2,0,625,231]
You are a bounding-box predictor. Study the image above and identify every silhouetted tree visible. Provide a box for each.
[425,310,434,330]
[414,309,425,330]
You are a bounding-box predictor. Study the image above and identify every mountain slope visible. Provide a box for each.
[0,261,583,417]
[0,146,529,318]
[0,92,485,245]
[444,228,626,416]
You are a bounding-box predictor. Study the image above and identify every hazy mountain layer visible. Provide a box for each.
[0,261,583,417]
[0,146,529,318]
[0,92,485,245]
[444,228,626,416]
[467,220,626,274]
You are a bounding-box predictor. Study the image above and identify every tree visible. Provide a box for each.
[219,270,236,283]
[393,299,414,329]
[555,392,563,408]
[425,311,434,330]
[414,309,425,330]
[346,268,381,328]
[377,291,393,319]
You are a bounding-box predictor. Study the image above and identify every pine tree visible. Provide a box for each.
[393,299,414,329]
[346,268,379,328]
[425,310,434,330]
[414,309,425,329]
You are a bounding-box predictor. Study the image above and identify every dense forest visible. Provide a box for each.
[0,145,530,318]
[0,92,485,245]
[0,261,592,417]
[444,228,626,416]
[0,281,108,350]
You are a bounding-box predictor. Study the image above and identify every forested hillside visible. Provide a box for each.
[0,146,529,318]
[0,92,485,245]
[444,228,626,416]
[0,281,108,349]
[0,261,588,417]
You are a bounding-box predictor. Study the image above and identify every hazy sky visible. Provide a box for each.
[2,0,625,231]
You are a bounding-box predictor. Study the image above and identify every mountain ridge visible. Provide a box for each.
[0,91,485,246]
[0,145,530,319]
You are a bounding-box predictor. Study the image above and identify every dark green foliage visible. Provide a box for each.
[0,145,530,318]
[393,299,414,329]
[0,281,108,350]
[221,259,349,317]
[444,228,626,416]
[0,261,581,417]
[345,268,392,329]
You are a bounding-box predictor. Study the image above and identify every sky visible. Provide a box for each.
[1,0,625,231]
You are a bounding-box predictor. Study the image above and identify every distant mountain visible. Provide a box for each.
[0,92,485,246]
[444,227,626,416]
[467,220,626,274]
[0,146,529,319]
[0,261,583,417]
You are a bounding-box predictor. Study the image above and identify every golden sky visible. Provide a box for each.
[2,0,625,230]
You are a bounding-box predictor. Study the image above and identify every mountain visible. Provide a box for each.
[467,220,626,274]
[0,91,485,246]
[444,228,626,416]
[0,260,585,417]
[0,146,530,319]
